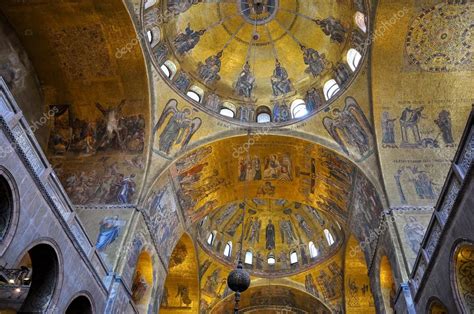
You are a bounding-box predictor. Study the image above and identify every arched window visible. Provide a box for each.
[354,12,367,33]
[207,231,216,246]
[144,0,157,10]
[267,254,276,265]
[187,86,204,103]
[146,30,153,43]
[186,91,201,102]
[290,251,298,265]
[324,229,335,246]
[256,106,272,123]
[309,242,318,258]
[160,60,177,79]
[223,241,232,257]
[257,112,271,123]
[347,48,362,72]
[244,251,253,265]
[220,102,236,118]
[291,99,308,118]
[323,79,340,100]
[219,108,234,118]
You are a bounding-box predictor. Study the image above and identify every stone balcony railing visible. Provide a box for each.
[408,106,474,299]
[0,78,110,293]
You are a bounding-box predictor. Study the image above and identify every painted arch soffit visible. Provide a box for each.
[143,135,384,269]
[0,0,151,206]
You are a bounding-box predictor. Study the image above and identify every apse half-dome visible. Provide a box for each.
[197,199,344,277]
[142,0,369,125]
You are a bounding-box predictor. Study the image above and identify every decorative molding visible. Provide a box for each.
[75,204,137,210]
[390,206,434,212]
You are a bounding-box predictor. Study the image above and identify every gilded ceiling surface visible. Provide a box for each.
[0,0,150,205]
[197,199,344,277]
[145,134,383,265]
[198,243,347,312]
[163,135,358,224]
[211,285,332,313]
[2,0,473,312]
[143,0,369,124]
[372,0,474,209]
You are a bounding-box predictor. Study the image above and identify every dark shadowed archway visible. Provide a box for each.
[66,295,93,314]
[0,174,13,241]
[19,243,59,312]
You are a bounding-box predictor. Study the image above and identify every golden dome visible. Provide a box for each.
[144,0,369,124]
[198,199,344,277]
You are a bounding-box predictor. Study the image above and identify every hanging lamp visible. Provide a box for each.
[226,130,252,313]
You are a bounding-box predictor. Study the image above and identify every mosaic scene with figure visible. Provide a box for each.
[0,0,472,313]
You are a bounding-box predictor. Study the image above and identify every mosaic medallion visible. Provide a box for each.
[405,3,474,72]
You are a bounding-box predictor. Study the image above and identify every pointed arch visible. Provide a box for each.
[131,250,154,313]
[344,235,376,313]
[426,297,448,314]
[160,233,199,313]
[379,255,396,314]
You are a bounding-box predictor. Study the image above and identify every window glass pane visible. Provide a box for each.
[160,64,171,78]
[187,91,201,102]
[347,48,362,72]
[257,113,271,123]
[245,251,253,264]
[324,229,335,246]
[354,12,367,33]
[146,30,153,43]
[290,252,298,264]
[144,0,157,9]
[323,80,340,100]
[207,232,214,245]
[224,242,232,257]
[309,242,318,258]
[220,108,235,118]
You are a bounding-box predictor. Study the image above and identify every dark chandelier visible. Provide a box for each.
[226,132,252,313]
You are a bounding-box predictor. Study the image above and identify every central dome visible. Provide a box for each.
[197,199,344,278]
[144,0,369,125]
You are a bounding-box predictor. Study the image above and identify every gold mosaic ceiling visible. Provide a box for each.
[146,134,384,274]
[144,0,369,124]
[197,199,344,277]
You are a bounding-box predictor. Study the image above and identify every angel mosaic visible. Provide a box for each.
[323,97,373,160]
[153,99,201,156]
